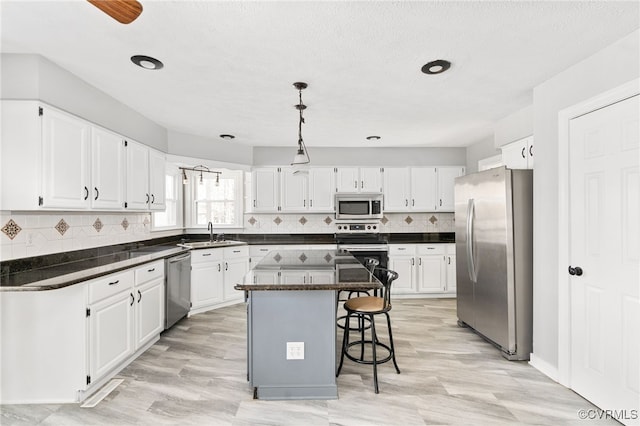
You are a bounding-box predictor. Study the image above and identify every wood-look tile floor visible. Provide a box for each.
[1,298,613,425]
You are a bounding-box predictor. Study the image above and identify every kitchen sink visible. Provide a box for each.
[178,240,245,249]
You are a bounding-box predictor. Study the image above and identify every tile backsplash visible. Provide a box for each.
[1,211,454,261]
[0,212,179,261]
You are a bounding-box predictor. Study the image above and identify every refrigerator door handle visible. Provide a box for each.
[466,198,477,283]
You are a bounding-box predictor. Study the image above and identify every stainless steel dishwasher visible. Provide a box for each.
[165,252,191,329]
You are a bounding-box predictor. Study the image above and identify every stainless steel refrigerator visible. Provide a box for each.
[454,167,533,360]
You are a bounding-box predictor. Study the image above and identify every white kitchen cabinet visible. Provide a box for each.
[91,127,125,210]
[335,167,383,193]
[148,149,166,211]
[249,245,274,266]
[133,261,165,348]
[389,244,456,296]
[501,136,534,169]
[125,140,151,210]
[190,245,249,314]
[382,168,410,211]
[436,167,465,211]
[251,167,280,211]
[87,270,135,383]
[41,106,92,209]
[280,166,308,211]
[308,167,336,211]
[411,167,438,211]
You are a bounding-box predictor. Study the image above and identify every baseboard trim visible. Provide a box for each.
[529,353,560,382]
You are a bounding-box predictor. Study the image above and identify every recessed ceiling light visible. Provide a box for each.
[366,136,381,141]
[131,55,164,70]
[421,59,451,75]
[219,134,235,140]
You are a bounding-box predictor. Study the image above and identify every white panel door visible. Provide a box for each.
[223,257,249,301]
[309,167,335,211]
[411,167,437,211]
[280,167,308,212]
[191,262,224,308]
[148,149,166,210]
[41,107,91,208]
[436,167,465,212]
[91,127,124,210]
[335,167,359,192]
[388,256,416,294]
[360,167,383,192]
[417,255,444,293]
[383,168,410,211]
[125,140,150,210]
[446,253,457,293]
[252,168,279,211]
[134,279,164,349]
[569,94,639,418]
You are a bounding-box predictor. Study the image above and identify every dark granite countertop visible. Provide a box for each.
[235,249,383,291]
[1,232,454,291]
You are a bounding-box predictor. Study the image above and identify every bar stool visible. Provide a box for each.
[336,257,379,331]
[336,267,401,393]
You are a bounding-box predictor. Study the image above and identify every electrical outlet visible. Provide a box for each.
[286,342,304,360]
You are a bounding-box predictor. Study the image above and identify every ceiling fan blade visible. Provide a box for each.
[87,0,143,24]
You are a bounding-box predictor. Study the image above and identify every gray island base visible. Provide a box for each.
[235,249,382,400]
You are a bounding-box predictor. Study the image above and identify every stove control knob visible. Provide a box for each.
[367,225,371,229]
[373,225,377,230]
[337,225,342,230]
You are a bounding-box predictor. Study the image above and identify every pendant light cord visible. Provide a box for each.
[297,87,310,163]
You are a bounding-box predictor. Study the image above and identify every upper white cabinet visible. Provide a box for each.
[382,166,463,212]
[91,127,125,210]
[436,166,465,211]
[0,100,163,212]
[250,167,335,213]
[335,167,383,193]
[501,136,534,169]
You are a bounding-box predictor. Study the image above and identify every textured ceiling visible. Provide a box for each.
[1,1,638,148]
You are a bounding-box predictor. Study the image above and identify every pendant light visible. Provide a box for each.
[291,82,310,172]
[179,165,221,185]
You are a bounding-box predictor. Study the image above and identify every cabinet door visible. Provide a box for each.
[388,256,416,294]
[410,167,437,211]
[252,168,280,211]
[360,167,383,192]
[383,168,410,211]
[436,167,465,212]
[309,167,335,211]
[280,167,308,212]
[191,262,224,308]
[525,137,534,169]
[148,149,166,210]
[91,127,125,210]
[418,255,445,293]
[335,167,359,192]
[125,140,150,210]
[89,290,134,381]
[41,107,91,208]
[252,271,279,284]
[135,278,164,349]
[308,270,335,285]
[224,257,249,301]
[280,271,308,285]
[446,254,457,293]
[501,138,529,169]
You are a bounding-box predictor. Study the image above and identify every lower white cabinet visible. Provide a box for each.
[190,245,249,314]
[388,244,456,296]
[87,260,165,386]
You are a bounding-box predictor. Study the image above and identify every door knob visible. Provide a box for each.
[568,266,583,276]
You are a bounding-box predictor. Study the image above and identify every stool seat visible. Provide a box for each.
[344,296,386,313]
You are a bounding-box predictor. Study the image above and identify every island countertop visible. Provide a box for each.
[235,249,382,291]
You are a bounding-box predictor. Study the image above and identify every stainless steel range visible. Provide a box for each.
[336,221,388,282]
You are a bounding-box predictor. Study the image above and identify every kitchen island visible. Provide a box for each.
[235,249,382,400]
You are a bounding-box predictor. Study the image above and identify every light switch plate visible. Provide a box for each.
[286,341,304,360]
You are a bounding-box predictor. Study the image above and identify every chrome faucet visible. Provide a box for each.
[208,221,214,242]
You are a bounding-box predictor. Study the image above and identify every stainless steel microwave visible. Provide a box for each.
[335,193,383,220]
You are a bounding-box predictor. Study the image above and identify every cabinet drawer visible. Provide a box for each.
[417,244,446,255]
[88,270,134,304]
[134,260,164,285]
[224,245,249,258]
[191,248,223,264]
[250,245,274,256]
[389,244,416,255]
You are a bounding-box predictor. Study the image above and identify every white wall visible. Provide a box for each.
[494,105,533,148]
[531,29,640,374]
[253,146,466,167]
[465,136,500,174]
[1,54,168,151]
[167,130,253,165]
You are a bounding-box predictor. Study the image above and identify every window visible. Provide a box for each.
[190,169,243,228]
[152,173,182,230]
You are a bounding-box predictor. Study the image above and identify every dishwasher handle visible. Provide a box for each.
[168,253,191,263]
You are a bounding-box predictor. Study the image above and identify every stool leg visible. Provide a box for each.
[385,312,401,374]
[337,313,350,376]
[370,314,379,393]
[359,314,366,360]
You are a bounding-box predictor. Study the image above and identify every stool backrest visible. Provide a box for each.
[364,257,380,273]
[374,267,398,308]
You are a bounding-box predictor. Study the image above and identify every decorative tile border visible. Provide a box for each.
[55,218,69,236]
[2,219,22,240]
[93,218,103,233]
[121,218,129,230]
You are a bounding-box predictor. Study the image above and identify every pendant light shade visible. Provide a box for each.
[291,82,310,167]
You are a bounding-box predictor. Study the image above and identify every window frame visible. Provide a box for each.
[151,167,183,231]
[184,168,244,230]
